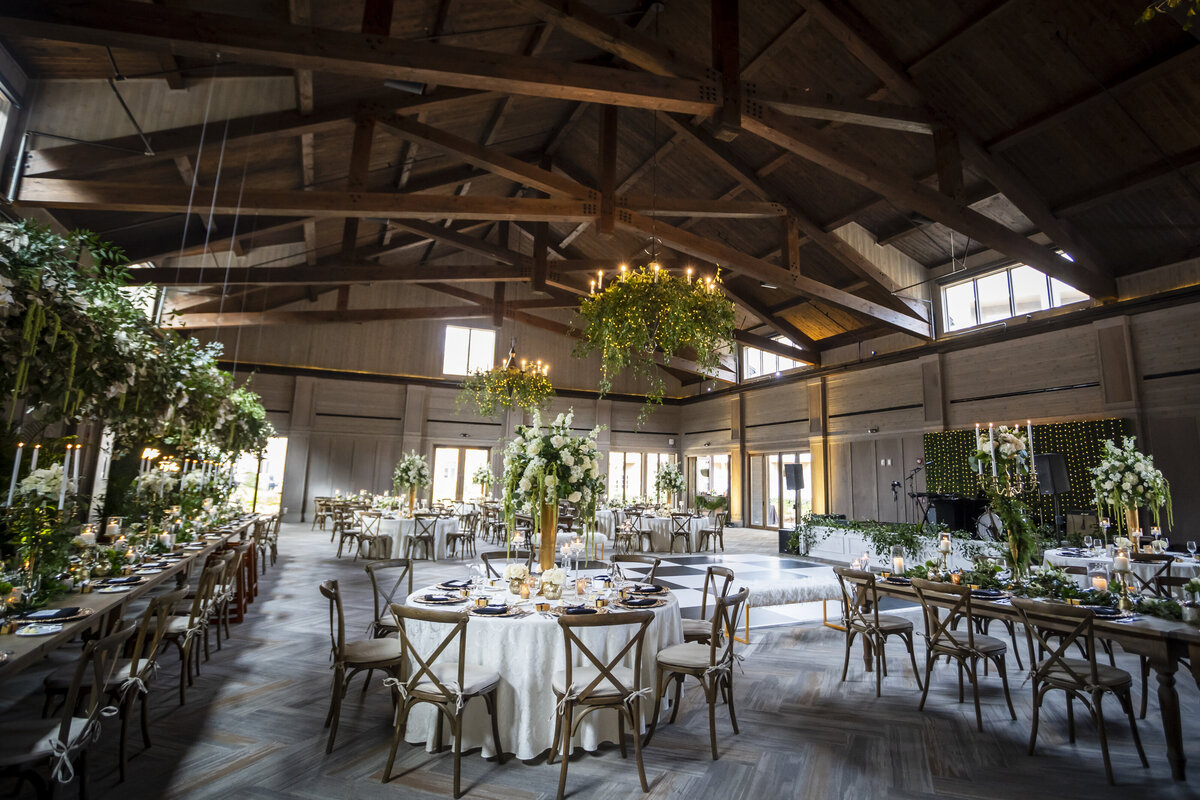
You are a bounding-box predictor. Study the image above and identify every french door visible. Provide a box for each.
[431,446,491,502]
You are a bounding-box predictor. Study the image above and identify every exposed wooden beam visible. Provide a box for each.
[750,87,933,133]
[22,88,489,178]
[711,0,742,140]
[733,328,812,362]
[933,125,964,202]
[480,22,556,147]
[389,219,529,266]
[653,351,736,383]
[340,115,376,259]
[741,12,810,78]
[620,195,785,218]
[374,113,595,198]
[743,105,1115,299]
[598,106,618,235]
[17,179,598,221]
[782,214,801,272]
[723,284,820,361]
[617,211,928,338]
[510,0,707,79]
[0,1,720,114]
[167,305,487,328]
[131,262,541,286]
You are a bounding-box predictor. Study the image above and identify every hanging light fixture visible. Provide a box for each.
[457,339,554,417]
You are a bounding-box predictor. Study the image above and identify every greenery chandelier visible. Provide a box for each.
[573,261,736,418]
[457,340,554,417]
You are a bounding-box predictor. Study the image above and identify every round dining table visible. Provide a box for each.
[399,580,683,760]
[1043,547,1200,590]
[380,515,459,560]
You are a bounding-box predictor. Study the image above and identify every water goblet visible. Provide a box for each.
[1083,535,1093,551]
[1188,541,1197,559]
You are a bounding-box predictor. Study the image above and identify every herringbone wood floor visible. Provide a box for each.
[3,523,1199,799]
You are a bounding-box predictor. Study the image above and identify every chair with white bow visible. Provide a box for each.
[382,604,503,798]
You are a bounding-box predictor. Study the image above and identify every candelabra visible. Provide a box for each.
[976,468,1038,497]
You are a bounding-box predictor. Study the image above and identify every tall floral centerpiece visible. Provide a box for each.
[573,265,735,420]
[471,465,495,498]
[501,409,604,570]
[1091,436,1172,535]
[393,451,431,516]
[10,460,77,605]
[653,464,686,506]
[969,423,1038,577]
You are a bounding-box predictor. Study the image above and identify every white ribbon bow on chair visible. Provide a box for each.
[704,652,745,678]
[49,706,118,784]
[622,686,652,709]
[554,685,581,719]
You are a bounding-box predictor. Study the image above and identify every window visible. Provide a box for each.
[606,451,677,503]
[689,454,730,498]
[941,261,1090,333]
[742,336,805,381]
[746,452,812,529]
[442,325,495,376]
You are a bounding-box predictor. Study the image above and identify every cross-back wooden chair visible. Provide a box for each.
[159,562,223,705]
[698,511,727,552]
[910,577,1017,731]
[352,511,382,562]
[209,546,245,655]
[644,587,749,761]
[318,579,404,753]
[41,591,185,783]
[2,621,136,799]
[682,566,735,645]
[668,513,693,554]
[611,553,660,583]
[1128,553,1175,597]
[550,610,655,799]
[407,514,439,560]
[382,604,503,798]
[335,508,362,557]
[627,511,654,552]
[364,559,413,639]
[832,567,922,697]
[1010,597,1148,784]
[446,511,479,559]
[613,520,639,554]
[312,497,330,530]
[480,549,534,579]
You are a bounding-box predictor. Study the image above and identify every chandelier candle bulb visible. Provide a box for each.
[1026,420,1034,456]
[58,446,70,510]
[6,442,23,506]
[72,444,81,486]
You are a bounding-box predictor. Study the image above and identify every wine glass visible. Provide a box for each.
[1083,535,1093,551]
[1187,541,1197,559]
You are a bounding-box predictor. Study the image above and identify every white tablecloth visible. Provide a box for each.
[635,514,706,552]
[1043,548,1200,590]
[596,509,623,537]
[381,516,459,560]
[400,586,683,760]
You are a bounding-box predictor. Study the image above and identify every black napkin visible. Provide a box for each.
[885,576,912,585]
[441,580,470,588]
[563,606,597,615]
[423,593,456,602]
[971,589,1004,599]
[102,576,140,585]
[1086,606,1123,618]
[633,584,664,593]
[20,607,80,620]
[474,604,509,615]
[622,597,656,607]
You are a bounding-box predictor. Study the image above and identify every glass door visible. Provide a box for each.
[432,446,491,502]
[746,451,812,529]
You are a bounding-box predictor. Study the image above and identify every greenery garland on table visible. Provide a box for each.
[787,513,985,561]
[457,365,553,417]
[572,266,735,419]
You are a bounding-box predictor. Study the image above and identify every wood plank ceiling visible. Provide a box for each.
[2,0,1198,386]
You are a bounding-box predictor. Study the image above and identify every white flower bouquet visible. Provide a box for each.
[18,464,76,502]
[393,451,431,491]
[969,425,1030,478]
[653,465,686,499]
[501,409,605,546]
[541,566,566,587]
[503,562,529,582]
[180,470,206,492]
[136,469,177,497]
[472,465,495,489]
[1091,436,1172,530]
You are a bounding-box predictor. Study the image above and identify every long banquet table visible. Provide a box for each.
[1043,547,1200,589]
[0,514,262,681]
[868,577,1200,782]
[400,580,683,760]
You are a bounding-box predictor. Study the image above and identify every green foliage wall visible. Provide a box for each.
[923,418,1131,517]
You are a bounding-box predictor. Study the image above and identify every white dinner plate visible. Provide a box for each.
[98,585,133,594]
[16,623,64,636]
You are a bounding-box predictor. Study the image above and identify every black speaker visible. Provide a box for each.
[1035,453,1070,495]
[784,463,805,491]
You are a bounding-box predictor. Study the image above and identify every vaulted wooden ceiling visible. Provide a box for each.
[3,0,1198,384]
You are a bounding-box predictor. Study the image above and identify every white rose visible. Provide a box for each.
[568,491,581,503]
[562,453,574,467]
[545,475,557,488]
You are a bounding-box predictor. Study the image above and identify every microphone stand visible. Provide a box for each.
[904,465,923,527]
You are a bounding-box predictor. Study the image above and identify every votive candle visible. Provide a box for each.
[1091,576,1109,592]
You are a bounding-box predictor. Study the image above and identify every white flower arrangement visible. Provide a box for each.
[969,425,1030,478]
[18,464,76,502]
[501,409,605,542]
[541,566,566,587]
[503,562,529,582]
[180,470,206,491]
[1091,437,1172,530]
[653,465,686,499]
[472,465,495,489]
[393,451,431,491]
[1114,536,1133,549]
[136,469,178,496]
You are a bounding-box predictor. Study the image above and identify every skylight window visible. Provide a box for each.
[941,264,1090,333]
